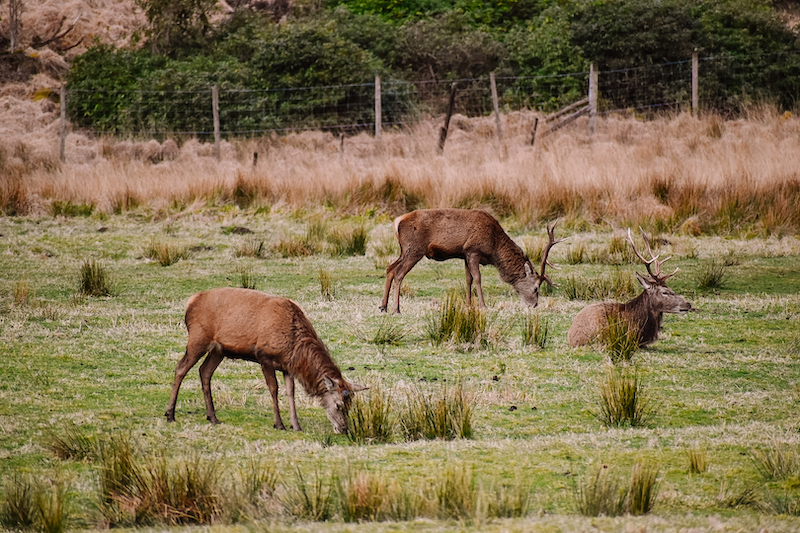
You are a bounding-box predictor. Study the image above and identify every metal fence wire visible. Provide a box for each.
[64,51,798,140]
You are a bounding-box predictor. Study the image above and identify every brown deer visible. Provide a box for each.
[165,288,367,434]
[567,229,692,348]
[380,209,563,313]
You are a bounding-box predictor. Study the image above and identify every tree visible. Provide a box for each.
[8,0,24,52]
[136,0,217,57]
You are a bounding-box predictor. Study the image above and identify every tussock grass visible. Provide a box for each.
[562,271,638,302]
[601,314,641,364]
[369,317,404,347]
[521,310,549,350]
[43,425,97,461]
[336,469,390,522]
[575,465,628,517]
[483,480,531,519]
[12,279,31,306]
[762,489,800,516]
[596,366,652,428]
[751,440,800,481]
[143,237,190,266]
[237,266,258,290]
[234,238,265,258]
[627,460,660,515]
[78,258,114,297]
[400,383,473,441]
[0,474,70,533]
[433,464,476,520]
[426,289,488,347]
[318,268,334,300]
[328,226,368,257]
[696,257,729,290]
[687,445,708,474]
[281,468,334,521]
[347,385,394,444]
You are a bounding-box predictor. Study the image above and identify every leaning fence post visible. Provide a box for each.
[692,50,699,116]
[212,85,221,162]
[588,63,598,135]
[438,82,457,153]
[490,72,503,142]
[375,75,382,144]
[59,84,66,163]
[530,117,539,147]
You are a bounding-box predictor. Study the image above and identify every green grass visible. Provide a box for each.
[1,212,800,531]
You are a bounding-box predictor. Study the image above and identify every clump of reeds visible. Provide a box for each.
[686,445,708,474]
[12,279,31,306]
[51,200,94,217]
[751,439,799,481]
[328,225,368,257]
[483,480,531,519]
[144,237,190,266]
[347,385,394,444]
[432,464,476,520]
[696,257,728,290]
[521,311,549,350]
[43,425,98,462]
[761,489,800,516]
[575,460,659,517]
[575,465,627,517]
[0,474,71,533]
[400,383,473,441]
[281,468,334,521]
[561,271,637,301]
[234,237,265,258]
[237,266,258,290]
[426,290,488,347]
[567,243,586,264]
[596,366,651,428]
[626,460,660,515]
[369,317,404,347]
[336,469,390,522]
[273,221,326,257]
[318,268,334,300]
[600,314,640,364]
[228,457,280,521]
[79,258,114,297]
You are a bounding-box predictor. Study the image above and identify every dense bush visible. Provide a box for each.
[65,0,800,134]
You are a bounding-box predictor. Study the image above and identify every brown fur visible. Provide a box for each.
[380,209,561,313]
[165,288,365,433]
[568,272,692,348]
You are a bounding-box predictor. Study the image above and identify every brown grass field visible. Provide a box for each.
[3,108,800,237]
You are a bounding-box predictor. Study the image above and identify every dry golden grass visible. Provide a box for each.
[3,109,800,234]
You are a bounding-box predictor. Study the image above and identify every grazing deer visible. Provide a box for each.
[380,209,563,313]
[165,288,367,434]
[567,229,692,348]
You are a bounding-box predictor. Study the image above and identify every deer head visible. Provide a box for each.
[627,228,692,314]
[514,221,565,307]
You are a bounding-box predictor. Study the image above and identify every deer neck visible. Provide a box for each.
[493,238,529,284]
[622,291,662,343]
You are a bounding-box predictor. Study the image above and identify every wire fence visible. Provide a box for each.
[64,50,798,141]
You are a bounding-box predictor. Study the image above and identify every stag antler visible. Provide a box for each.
[626,228,678,282]
[539,220,566,287]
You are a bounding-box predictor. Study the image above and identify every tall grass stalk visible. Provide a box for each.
[697,258,728,290]
[347,385,394,444]
[687,445,708,474]
[79,258,113,297]
[281,468,334,521]
[521,311,549,350]
[318,268,334,300]
[433,464,476,521]
[336,469,389,522]
[626,460,660,515]
[751,440,799,480]
[596,366,651,428]
[426,290,488,347]
[144,237,189,266]
[575,465,627,517]
[601,313,641,364]
[328,226,368,257]
[400,383,473,441]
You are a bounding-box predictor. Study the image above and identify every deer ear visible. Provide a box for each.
[524,263,533,277]
[636,272,652,289]
[348,382,369,393]
[323,376,335,391]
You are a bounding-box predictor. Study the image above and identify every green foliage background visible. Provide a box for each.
[66,0,800,133]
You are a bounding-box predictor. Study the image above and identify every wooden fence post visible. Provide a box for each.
[692,50,699,116]
[375,75,382,144]
[530,117,539,146]
[490,72,503,142]
[59,84,66,163]
[212,85,221,162]
[438,82,457,153]
[588,63,598,135]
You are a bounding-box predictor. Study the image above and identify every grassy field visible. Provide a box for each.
[1,205,799,531]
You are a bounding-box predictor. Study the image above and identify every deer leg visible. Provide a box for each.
[467,255,486,307]
[259,361,286,430]
[391,255,423,314]
[380,257,402,312]
[464,260,474,306]
[198,346,225,424]
[283,372,302,431]
[165,339,208,422]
